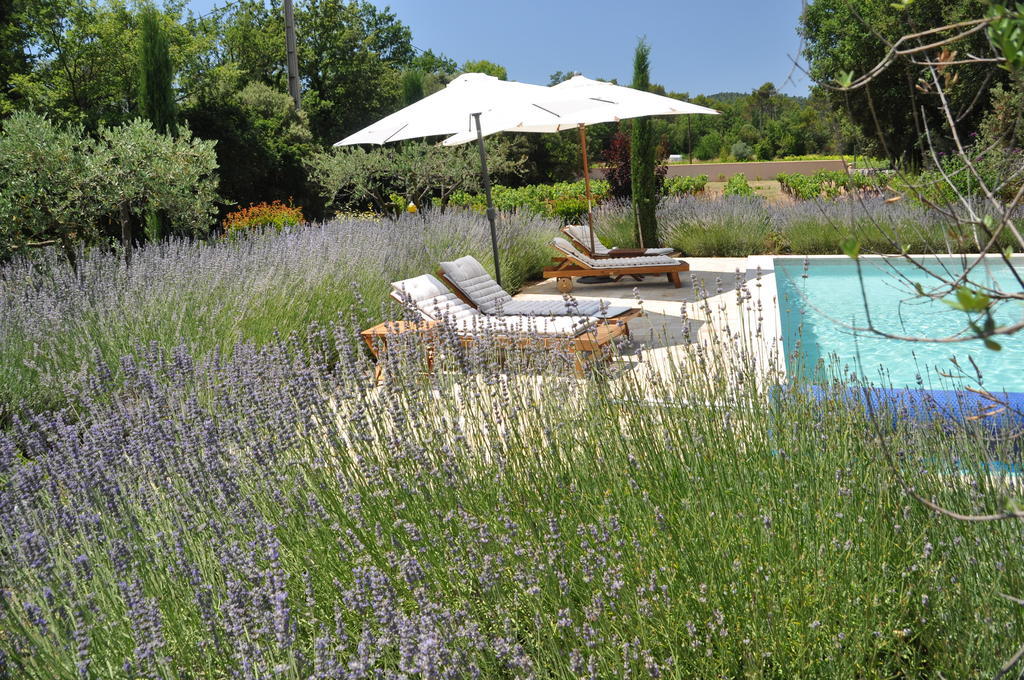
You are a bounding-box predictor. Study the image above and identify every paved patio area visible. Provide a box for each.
[515,257,783,384]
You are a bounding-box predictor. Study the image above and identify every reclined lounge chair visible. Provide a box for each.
[382,273,631,375]
[436,255,640,326]
[544,237,689,293]
[562,224,679,258]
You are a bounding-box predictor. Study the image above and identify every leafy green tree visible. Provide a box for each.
[0,0,29,114]
[747,82,780,130]
[461,59,507,80]
[631,38,658,248]
[800,0,1002,166]
[10,0,137,128]
[0,114,218,261]
[297,0,414,145]
[548,70,576,86]
[0,112,103,260]
[411,49,457,76]
[7,0,217,129]
[220,0,287,88]
[95,119,219,261]
[182,81,314,217]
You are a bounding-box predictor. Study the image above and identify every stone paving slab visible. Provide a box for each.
[515,257,783,385]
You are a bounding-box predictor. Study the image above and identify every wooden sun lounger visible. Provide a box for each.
[560,226,681,259]
[361,317,628,379]
[543,249,690,293]
[435,269,644,331]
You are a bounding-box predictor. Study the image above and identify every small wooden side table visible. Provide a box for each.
[359,320,441,381]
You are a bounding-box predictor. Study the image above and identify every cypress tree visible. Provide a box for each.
[136,5,176,246]
[630,38,657,248]
[401,69,426,106]
[137,6,176,137]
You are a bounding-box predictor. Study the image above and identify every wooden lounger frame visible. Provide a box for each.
[543,247,689,293]
[363,316,628,379]
[560,226,681,259]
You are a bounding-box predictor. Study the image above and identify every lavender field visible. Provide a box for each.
[595,196,1020,257]
[0,212,554,416]
[1,209,1023,677]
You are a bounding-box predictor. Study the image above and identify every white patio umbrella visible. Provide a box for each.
[443,75,719,253]
[335,73,608,286]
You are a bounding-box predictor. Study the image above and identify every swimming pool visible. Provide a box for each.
[773,256,1024,394]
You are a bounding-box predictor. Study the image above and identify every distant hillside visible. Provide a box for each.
[705,92,747,104]
[705,91,809,104]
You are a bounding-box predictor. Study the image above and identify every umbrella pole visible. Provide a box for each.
[474,112,501,287]
[578,123,596,256]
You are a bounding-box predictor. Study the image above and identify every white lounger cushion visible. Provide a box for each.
[390,274,594,337]
[551,238,679,268]
[437,256,512,313]
[439,255,633,319]
[563,224,675,257]
[390,274,478,322]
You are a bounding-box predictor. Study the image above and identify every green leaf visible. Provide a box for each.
[1004,246,1015,258]
[982,214,995,230]
[841,237,860,260]
[984,338,1003,351]
[943,286,991,312]
[836,71,854,88]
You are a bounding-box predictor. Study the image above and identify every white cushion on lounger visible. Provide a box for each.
[439,255,633,319]
[496,299,634,318]
[390,274,478,321]
[438,256,513,313]
[564,224,675,257]
[551,238,678,268]
[391,274,596,337]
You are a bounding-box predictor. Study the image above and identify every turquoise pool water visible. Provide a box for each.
[775,256,1024,393]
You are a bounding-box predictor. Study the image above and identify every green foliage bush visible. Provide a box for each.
[694,130,722,161]
[723,173,755,197]
[447,180,611,222]
[183,81,316,218]
[911,133,1024,204]
[0,112,219,259]
[777,171,880,200]
[730,140,753,161]
[663,175,708,196]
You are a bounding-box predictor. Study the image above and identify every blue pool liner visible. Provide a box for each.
[774,383,1024,431]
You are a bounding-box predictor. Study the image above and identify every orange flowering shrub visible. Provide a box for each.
[222,201,304,236]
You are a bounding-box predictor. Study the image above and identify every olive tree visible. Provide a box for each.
[0,114,219,263]
[0,112,105,260]
[307,139,521,219]
[95,119,219,262]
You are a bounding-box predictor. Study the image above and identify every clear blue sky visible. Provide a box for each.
[187,0,812,97]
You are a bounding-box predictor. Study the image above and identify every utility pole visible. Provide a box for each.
[687,115,692,164]
[284,0,301,109]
